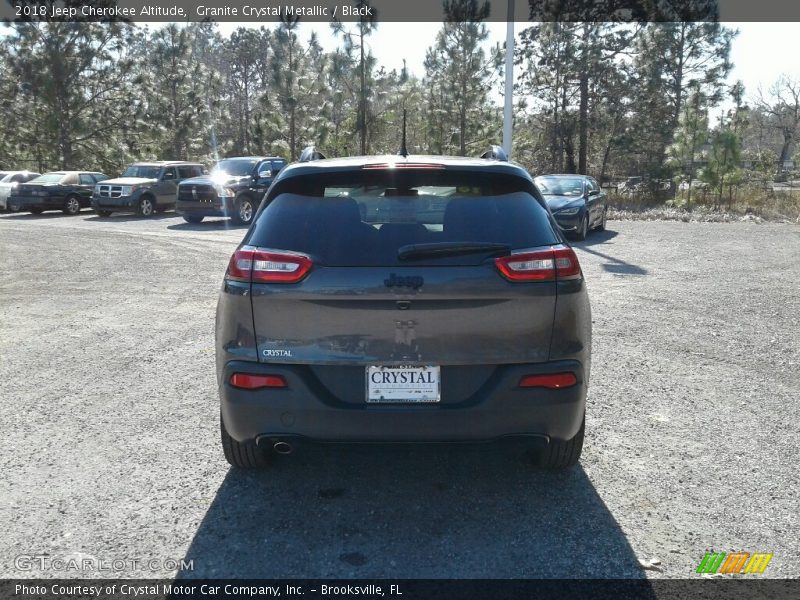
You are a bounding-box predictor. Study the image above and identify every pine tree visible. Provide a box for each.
[141,24,222,161]
[424,0,499,156]
[668,83,709,206]
[331,1,378,155]
[2,22,141,171]
[264,18,329,160]
[633,22,735,176]
[225,27,272,155]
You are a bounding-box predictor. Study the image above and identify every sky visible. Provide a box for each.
[208,21,799,108]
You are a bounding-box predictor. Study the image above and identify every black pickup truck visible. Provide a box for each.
[175,156,287,225]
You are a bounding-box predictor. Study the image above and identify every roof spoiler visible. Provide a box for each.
[299,146,326,162]
[480,145,508,162]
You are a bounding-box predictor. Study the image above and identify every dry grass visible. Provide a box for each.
[606,186,800,223]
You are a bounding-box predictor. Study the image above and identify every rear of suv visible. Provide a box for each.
[91,161,204,217]
[216,149,591,470]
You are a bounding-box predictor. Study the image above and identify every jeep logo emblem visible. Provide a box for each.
[384,273,424,290]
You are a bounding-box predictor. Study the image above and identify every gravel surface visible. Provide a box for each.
[0,211,798,580]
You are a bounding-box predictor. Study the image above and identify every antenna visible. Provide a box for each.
[398,109,408,157]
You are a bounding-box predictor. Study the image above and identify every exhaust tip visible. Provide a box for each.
[273,441,292,455]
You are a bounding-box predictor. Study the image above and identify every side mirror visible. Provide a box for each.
[257,169,272,179]
[588,189,600,197]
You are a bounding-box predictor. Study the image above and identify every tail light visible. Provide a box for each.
[495,245,581,282]
[226,246,312,283]
[229,373,287,389]
[519,372,578,389]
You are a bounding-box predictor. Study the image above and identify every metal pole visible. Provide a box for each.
[502,0,515,158]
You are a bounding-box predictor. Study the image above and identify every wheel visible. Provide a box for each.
[534,415,585,470]
[183,215,204,224]
[574,214,589,241]
[220,413,270,469]
[63,195,81,215]
[96,210,112,217]
[30,208,43,215]
[136,195,155,217]
[595,207,607,231]
[231,196,255,225]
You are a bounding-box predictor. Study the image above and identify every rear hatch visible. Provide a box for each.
[236,165,571,402]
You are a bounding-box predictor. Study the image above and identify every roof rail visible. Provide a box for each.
[480,145,508,162]
[299,146,326,162]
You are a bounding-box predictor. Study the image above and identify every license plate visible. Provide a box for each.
[366,365,440,403]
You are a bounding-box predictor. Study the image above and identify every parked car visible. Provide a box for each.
[91,161,204,217]
[534,174,607,240]
[0,171,41,211]
[617,176,644,194]
[216,146,591,470]
[8,171,109,215]
[678,179,710,192]
[176,156,287,225]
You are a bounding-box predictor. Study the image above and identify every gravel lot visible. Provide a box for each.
[0,211,797,580]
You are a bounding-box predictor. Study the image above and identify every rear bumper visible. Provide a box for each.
[8,195,64,210]
[220,359,587,444]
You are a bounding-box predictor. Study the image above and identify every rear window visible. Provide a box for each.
[248,170,558,266]
[178,165,202,178]
[30,173,67,184]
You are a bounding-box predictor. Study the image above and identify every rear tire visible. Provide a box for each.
[183,215,203,224]
[220,414,270,469]
[137,195,155,217]
[231,196,255,225]
[63,195,82,215]
[535,415,585,470]
[96,210,112,217]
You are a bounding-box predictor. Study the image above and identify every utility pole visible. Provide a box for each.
[502,0,515,158]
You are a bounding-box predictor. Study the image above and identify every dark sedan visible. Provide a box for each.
[9,171,109,215]
[534,174,607,240]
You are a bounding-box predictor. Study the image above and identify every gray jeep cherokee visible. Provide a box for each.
[215,148,591,470]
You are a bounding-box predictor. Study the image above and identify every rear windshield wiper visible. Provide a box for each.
[398,242,511,261]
